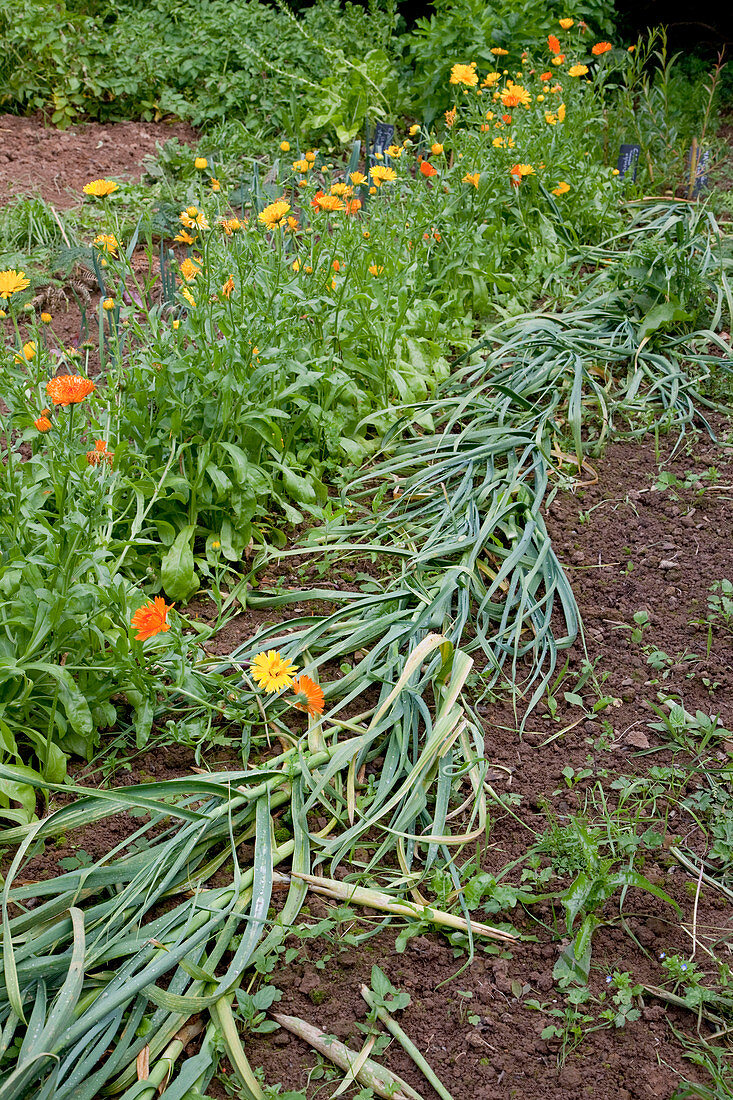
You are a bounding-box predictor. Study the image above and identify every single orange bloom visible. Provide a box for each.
[291,674,325,717]
[548,34,561,54]
[311,190,345,212]
[221,275,235,299]
[86,439,113,467]
[131,596,173,641]
[592,41,612,55]
[346,198,362,214]
[46,375,96,406]
[420,161,438,177]
[35,416,52,432]
[540,71,552,80]
[502,113,513,124]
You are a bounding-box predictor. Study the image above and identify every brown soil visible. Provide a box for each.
[0,113,197,207]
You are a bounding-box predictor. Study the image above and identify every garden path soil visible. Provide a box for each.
[0,113,197,207]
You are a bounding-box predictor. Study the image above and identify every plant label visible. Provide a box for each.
[616,143,641,181]
[372,121,395,155]
[687,144,709,198]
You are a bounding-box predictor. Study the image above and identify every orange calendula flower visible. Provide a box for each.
[548,34,561,54]
[305,151,317,163]
[420,161,438,177]
[445,106,457,128]
[221,276,235,298]
[86,439,113,467]
[194,157,208,169]
[291,674,325,717]
[0,269,30,298]
[250,649,297,692]
[463,172,480,188]
[346,198,362,214]
[83,179,119,197]
[559,17,574,28]
[350,171,367,185]
[46,375,96,406]
[220,217,242,235]
[174,229,196,245]
[545,112,558,125]
[450,62,478,86]
[592,41,612,55]
[540,71,552,81]
[482,72,501,87]
[292,158,310,173]
[40,312,52,323]
[131,596,173,641]
[259,200,291,227]
[179,257,200,282]
[280,141,291,151]
[502,113,513,124]
[210,178,221,192]
[490,47,508,56]
[431,142,444,155]
[552,181,571,195]
[509,163,535,186]
[551,54,566,65]
[311,191,345,212]
[35,415,52,432]
[501,82,531,108]
[568,64,588,76]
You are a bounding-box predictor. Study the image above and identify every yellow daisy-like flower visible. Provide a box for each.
[250,649,298,693]
[102,297,115,310]
[409,124,420,135]
[559,17,574,29]
[482,72,501,87]
[449,62,478,87]
[330,182,353,196]
[15,340,36,362]
[83,179,118,197]
[220,217,242,235]
[545,112,557,125]
[280,141,291,151]
[387,144,403,158]
[558,103,566,121]
[501,82,531,108]
[194,157,208,169]
[93,233,119,254]
[175,229,196,245]
[305,151,317,162]
[490,47,509,55]
[210,178,221,192]
[552,181,571,195]
[368,263,384,275]
[0,269,30,298]
[179,257,200,282]
[40,312,52,323]
[369,165,397,184]
[567,64,589,77]
[445,107,457,128]
[431,142,444,155]
[181,287,196,308]
[492,137,504,147]
[463,172,480,188]
[350,171,367,185]
[292,158,310,173]
[258,200,291,228]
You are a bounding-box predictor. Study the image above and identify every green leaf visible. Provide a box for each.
[161,526,199,602]
[638,303,693,340]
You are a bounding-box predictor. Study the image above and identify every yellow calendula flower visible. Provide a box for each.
[0,269,30,298]
[15,340,36,362]
[409,124,420,135]
[431,142,444,155]
[449,62,478,87]
[194,157,208,169]
[482,72,501,87]
[350,171,367,185]
[445,107,457,128]
[174,229,196,245]
[102,297,115,311]
[552,181,571,195]
[40,312,52,323]
[387,144,403,158]
[179,257,200,282]
[292,158,310,173]
[220,217,242,235]
[490,47,509,55]
[250,649,297,693]
[492,137,504,147]
[93,233,119,254]
[330,182,353,196]
[305,151,317,163]
[545,111,557,125]
[368,264,384,275]
[292,259,301,272]
[559,17,574,29]
[369,165,397,185]
[210,178,221,192]
[172,319,180,329]
[258,200,291,228]
[221,276,235,299]
[181,287,196,308]
[501,81,531,108]
[83,179,118,197]
[280,141,291,151]
[551,56,565,66]
[558,103,566,121]
[567,64,589,77]
[462,172,480,188]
